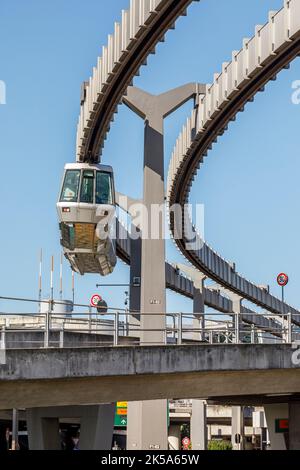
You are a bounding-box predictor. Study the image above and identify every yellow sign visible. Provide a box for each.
[117,402,128,408]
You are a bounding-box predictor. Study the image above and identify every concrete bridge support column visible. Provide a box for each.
[263,403,288,450]
[175,264,206,342]
[206,285,243,344]
[168,424,181,450]
[193,277,206,342]
[289,402,300,449]
[231,294,242,344]
[26,411,61,450]
[127,400,168,450]
[129,230,141,325]
[116,193,142,335]
[26,404,115,450]
[231,406,244,450]
[191,400,207,450]
[124,84,203,451]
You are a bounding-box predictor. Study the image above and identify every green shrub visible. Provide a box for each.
[208,440,233,451]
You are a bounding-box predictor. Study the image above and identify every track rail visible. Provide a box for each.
[116,221,282,333]
[76,0,197,162]
[167,0,300,320]
[76,0,300,321]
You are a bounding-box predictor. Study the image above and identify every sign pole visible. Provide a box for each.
[277,273,288,303]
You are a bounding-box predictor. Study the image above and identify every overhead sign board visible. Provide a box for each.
[114,401,128,428]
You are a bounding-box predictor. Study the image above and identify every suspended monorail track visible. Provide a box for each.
[75,0,300,321]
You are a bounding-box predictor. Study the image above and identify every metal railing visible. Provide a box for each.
[0,295,297,350]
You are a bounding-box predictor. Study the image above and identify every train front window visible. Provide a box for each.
[60,170,80,202]
[96,172,113,204]
[80,170,95,203]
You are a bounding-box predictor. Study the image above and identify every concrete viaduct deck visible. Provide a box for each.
[0,344,300,410]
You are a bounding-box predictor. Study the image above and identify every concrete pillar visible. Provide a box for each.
[79,404,115,450]
[26,404,115,450]
[289,402,300,450]
[127,400,168,450]
[129,227,141,319]
[207,424,212,441]
[11,409,19,450]
[115,193,141,335]
[193,283,205,342]
[124,84,202,451]
[191,400,207,450]
[26,411,60,450]
[175,264,206,342]
[231,294,242,344]
[264,403,288,450]
[128,218,142,336]
[231,406,244,450]
[168,425,181,450]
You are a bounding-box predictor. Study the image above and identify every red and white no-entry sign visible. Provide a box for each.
[90,294,102,307]
[182,437,190,448]
[277,273,289,287]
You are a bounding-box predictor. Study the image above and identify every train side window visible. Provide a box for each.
[80,170,95,204]
[60,170,81,202]
[96,172,113,205]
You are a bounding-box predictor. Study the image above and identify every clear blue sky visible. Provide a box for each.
[0,0,299,314]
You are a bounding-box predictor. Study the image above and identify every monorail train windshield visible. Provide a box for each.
[60,169,113,205]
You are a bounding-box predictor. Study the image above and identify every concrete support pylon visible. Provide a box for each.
[176,264,206,342]
[124,84,204,450]
[231,293,242,344]
[116,192,142,333]
[264,403,288,450]
[289,402,300,449]
[168,425,181,450]
[205,285,245,450]
[26,404,115,450]
[231,406,244,451]
[191,400,207,450]
[208,284,242,343]
[227,294,244,450]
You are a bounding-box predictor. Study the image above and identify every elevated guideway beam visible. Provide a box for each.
[73,0,300,328]
[76,0,199,162]
[73,0,300,331]
[116,220,291,336]
[0,344,299,410]
[168,0,300,321]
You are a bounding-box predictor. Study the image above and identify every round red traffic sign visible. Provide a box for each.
[90,294,102,307]
[182,437,190,448]
[277,273,289,287]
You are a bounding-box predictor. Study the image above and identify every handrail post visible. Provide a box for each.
[164,318,168,346]
[89,306,92,333]
[287,312,292,344]
[59,324,64,348]
[44,300,52,348]
[114,312,119,346]
[235,313,240,344]
[1,326,6,350]
[251,324,255,344]
[177,313,182,345]
[225,324,229,344]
